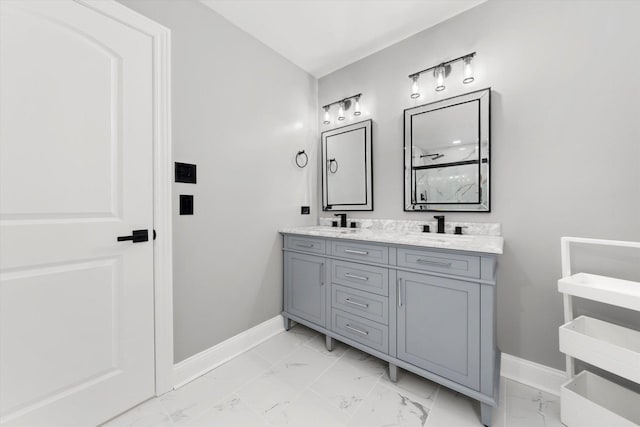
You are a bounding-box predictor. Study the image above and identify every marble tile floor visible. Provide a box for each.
[103,324,562,427]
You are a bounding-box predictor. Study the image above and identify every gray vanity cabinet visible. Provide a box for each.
[396,270,480,390]
[282,233,499,427]
[284,251,326,328]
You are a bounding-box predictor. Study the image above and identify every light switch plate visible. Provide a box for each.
[180,195,193,215]
[175,162,196,183]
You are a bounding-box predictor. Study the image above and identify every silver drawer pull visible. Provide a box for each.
[345,324,369,335]
[345,298,369,308]
[344,272,368,281]
[345,249,369,255]
[296,243,314,248]
[416,258,452,267]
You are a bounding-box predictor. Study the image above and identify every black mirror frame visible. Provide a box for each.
[321,119,374,212]
[403,88,491,212]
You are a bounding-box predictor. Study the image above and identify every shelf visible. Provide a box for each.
[559,316,640,383]
[561,370,640,427]
[558,273,640,312]
[412,159,479,170]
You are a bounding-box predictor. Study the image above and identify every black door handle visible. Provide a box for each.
[117,229,149,243]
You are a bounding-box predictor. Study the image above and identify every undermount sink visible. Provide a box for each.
[307,226,356,232]
[414,233,475,242]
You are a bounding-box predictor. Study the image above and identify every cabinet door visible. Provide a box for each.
[396,271,480,390]
[285,252,326,327]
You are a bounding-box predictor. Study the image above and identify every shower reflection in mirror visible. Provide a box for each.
[404,88,490,212]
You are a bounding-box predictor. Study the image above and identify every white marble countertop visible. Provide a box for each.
[279,226,504,255]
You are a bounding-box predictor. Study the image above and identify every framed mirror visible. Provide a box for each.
[322,119,373,211]
[404,88,490,212]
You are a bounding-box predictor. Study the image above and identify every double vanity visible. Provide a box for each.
[293,87,500,424]
[280,223,503,427]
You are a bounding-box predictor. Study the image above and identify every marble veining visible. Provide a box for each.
[318,217,500,236]
[280,223,503,254]
[106,323,562,427]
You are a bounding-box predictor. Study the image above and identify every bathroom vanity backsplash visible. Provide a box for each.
[318,217,501,236]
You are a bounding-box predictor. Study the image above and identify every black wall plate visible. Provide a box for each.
[180,195,194,215]
[175,162,196,183]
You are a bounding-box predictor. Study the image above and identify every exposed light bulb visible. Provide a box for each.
[463,55,474,84]
[410,75,420,99]
[353,96,361,116]
[323,106,330,125]
[435,65,446,91]
[338,102,345,121]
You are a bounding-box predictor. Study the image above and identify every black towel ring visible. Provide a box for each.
[295,150,308,168]
[328,158,338,173]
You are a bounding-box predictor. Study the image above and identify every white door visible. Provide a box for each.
[0,1,156,425]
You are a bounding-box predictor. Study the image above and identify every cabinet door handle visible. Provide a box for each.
[345,249,369,255]
[416,258,452,267]
[345,324,369,335]
[345,298,369,308]
[296,243,314,248]
[398,277,403,308]
[344,272,368,281]
[320,263,325,286]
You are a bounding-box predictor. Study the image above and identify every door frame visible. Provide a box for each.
[77,0,174,396]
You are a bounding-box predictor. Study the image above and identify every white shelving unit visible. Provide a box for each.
[558,237,640,427]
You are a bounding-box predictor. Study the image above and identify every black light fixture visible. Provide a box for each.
[353,95,361,116]
[434,65,446,92]
[323,106,331,124]
[321,93,363,125]
[410,75,420,99]
[337,101,345,121]
[463,55,475,84]
[408,52,476,97]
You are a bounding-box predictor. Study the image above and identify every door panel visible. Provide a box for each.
[0,1,155,425]
[0,2,117,218]
[1,259,119,413]
[397,271,480,390]
[285,252,326,327]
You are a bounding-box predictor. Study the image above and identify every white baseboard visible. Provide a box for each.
[172,319,565,396]
[172,314,285,389]
[501,353,566,396]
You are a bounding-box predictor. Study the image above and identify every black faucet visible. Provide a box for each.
[334,213,347,228]
[434,215,445,233]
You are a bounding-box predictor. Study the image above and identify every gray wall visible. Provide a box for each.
[120,0,318,362]
[318,0,640,370]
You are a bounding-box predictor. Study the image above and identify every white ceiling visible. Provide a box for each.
[200,0,486,78]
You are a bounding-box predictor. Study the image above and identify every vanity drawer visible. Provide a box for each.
[331,240,389,265]
[330,259,388,296]
[332,284,388,325]
[332,309,388,354]
[285,235,326,255]
[397,248,480,279]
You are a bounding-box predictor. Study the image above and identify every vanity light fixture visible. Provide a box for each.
[435,65,446,91]
[321,93,362,125]
[353,95,361,116]
[408,52,476,97]
[463,55,475,84]
[410,75,420,99]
